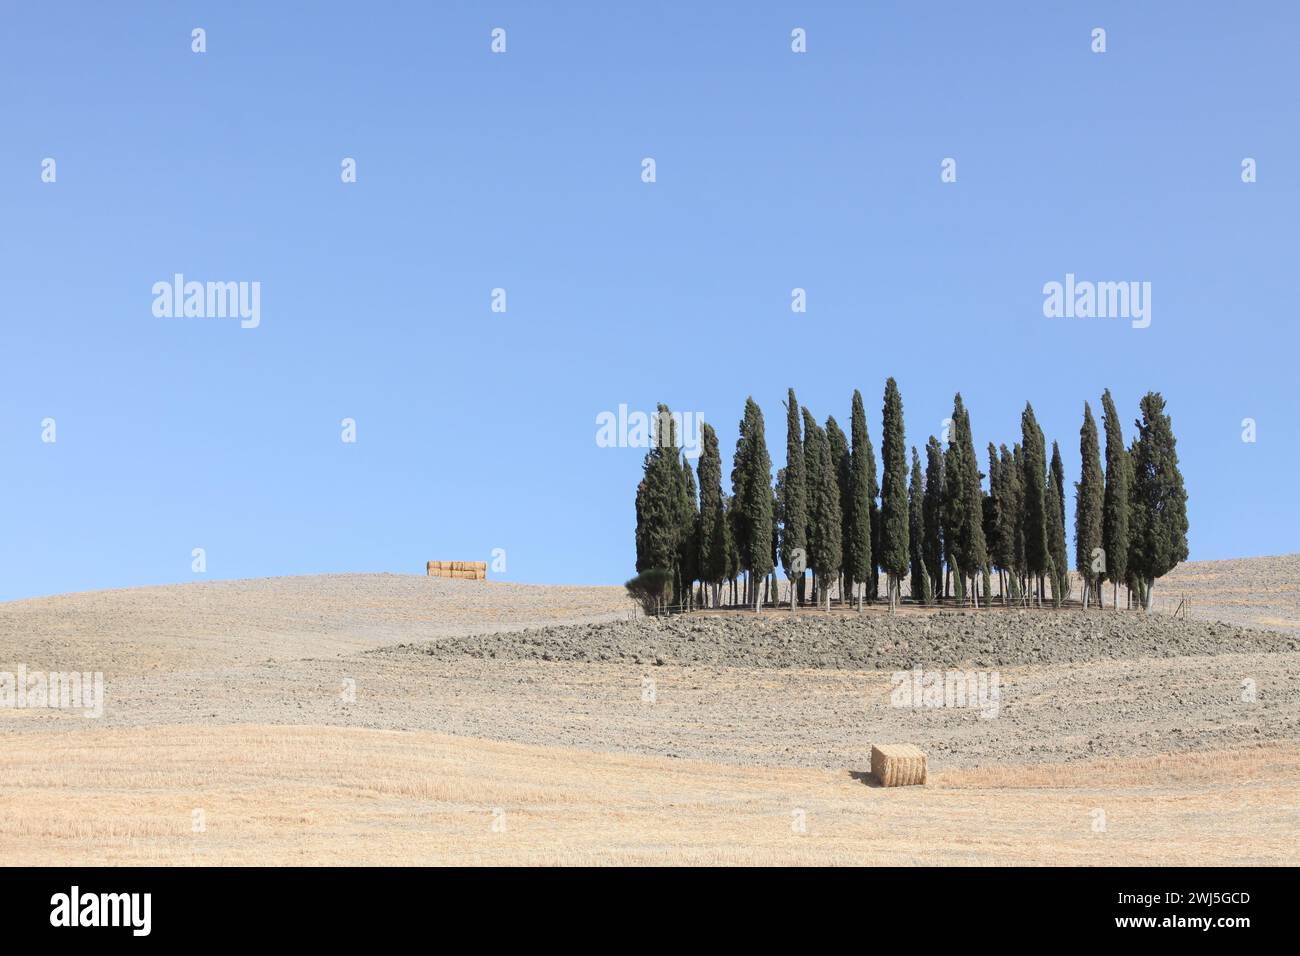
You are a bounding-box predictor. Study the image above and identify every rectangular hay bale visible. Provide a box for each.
[871,743,927,787]
[427,561,488,580]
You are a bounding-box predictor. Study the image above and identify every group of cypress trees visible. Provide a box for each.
[630,384,1187,614]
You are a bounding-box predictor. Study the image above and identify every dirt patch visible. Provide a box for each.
[384,609,1296,670]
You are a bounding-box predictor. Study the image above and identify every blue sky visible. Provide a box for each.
[2,1,1297,600]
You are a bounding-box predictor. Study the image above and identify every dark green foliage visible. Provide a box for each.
[802,408,826,590]
[909,446,930,604]
[826,415,852,596]
[779,389,807,579]
[1045,460,1066,607]
[1020,403,1049,591]
[941,437,963,598]
[1101,389,1131,602]
[677,458,700,601]
[922,437,945,598]
[634,404,687,581]
[880,379,910,605]
[630,387,1188,617]
[954,397,989,602]
[1009,443,1026,595]
[724,493,741,595]
[733,398,775,595]
[848,390,875,599]
[809,425,842,608]
[625,569,673,615]
[984,445,1002,572]
[1129,392,1190,607]
[1074,403,1105,607]
[1047,441,1069,603]
[696,423,727,595]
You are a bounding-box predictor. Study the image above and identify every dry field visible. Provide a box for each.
[2,556,1299,866]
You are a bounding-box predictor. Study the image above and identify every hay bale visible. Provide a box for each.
[870,744,927,787]
[426,561,487,580]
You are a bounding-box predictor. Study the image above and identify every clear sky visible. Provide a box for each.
[2,2,1297,600]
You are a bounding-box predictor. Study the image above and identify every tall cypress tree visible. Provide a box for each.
[678,458,700,608]
[1075,403,1104,609]
[632,404,687,608]
[697,422,727,607]
[1047,441,1069,605]
[941,436,964,603]
[848,390,874,609]
[779,389,807,605]
[1021,403,1049,606]
[1009,442,1027,602]
[826,415,851,604]
[809,427,842,610]
[1045,458,1066,607]
[723,493,740,605]
[954,398,988,606]
[730,405,752,602]
[984,444,1002,583]
[1129,392,1189,610]
[880,378,910,610]
[735,398,774,611]
[992,443,1020,603]
[1101,389,1131,609]
[908,446,930,604]
[802,408,825,603]
[922,437,945,602]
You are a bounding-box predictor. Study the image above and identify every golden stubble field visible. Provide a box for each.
[3,725,1297,866]
[2,558,1298,866]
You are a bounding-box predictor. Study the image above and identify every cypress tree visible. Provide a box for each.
[984,445,1001,575]
[724,493,740,606]
[992,443,1020,604]
[735,398,775,611]
[1074,403,1104,609]
[880,378,910,611]
[1129,392,1189,610]
[954,398,988,606]
[848,390,874,610]
[634,477,650,573]
[1101,389,1131,609]
[697,423,727,607]
[1021,403,1049,606]
[942,438,964,603]
[1048,441,1069,604]
[922,437,945,602]
[826,415,851,604]
[809,426,842,610]
[678,458,700,609]
[1045,461,1066,607]
[730,404,752,602]
[1127,437,1144,609]
[985,443,1005,603]
[802,408,825,603]
[908,446,930,604]
[631,404,687,609]
[779,389,807,606]
[1009,443,1026,603]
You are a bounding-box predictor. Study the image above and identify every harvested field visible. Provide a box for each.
[1,725,1295,866]
[1,556,1298,865]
